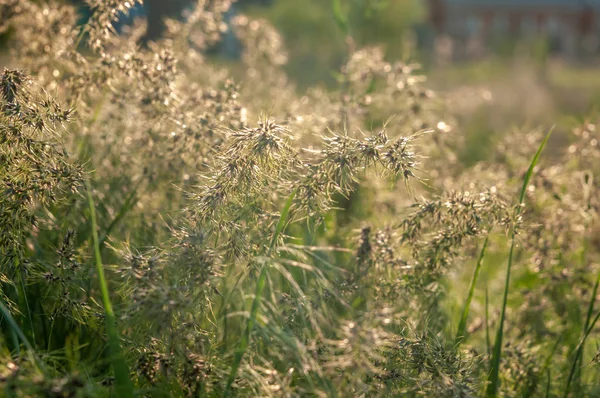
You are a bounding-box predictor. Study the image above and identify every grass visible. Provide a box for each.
[1,2,600,397]
[565,310,600,397]
[564,271,600,396]
[487,128,553,397]
[456,235,489,345]
[86,179,134,397]
[224,189,296,396]
[0,299,47,375]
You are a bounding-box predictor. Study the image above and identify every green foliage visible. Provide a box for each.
[246,0,425,87]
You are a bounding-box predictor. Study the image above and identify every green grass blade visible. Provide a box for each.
[98,181,141,248]
[517,129,554,206]
[86,180,134,397]
[456,235,489,345]
[485,283,491,357]
[270,189,297,250]
[580,270,600,361]
[18,265,35,344]
[571,236,592,390]
[523,334,562,398]
[541,334,563,375]
[224,190,296,396]
[564,311,600,397]
[564,272,600,397]
[583,271,598,335]
[332,0,349,36]
[487,128,553,397]
[0,298,47,375]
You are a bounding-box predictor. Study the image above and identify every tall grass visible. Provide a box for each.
[487,128,553,397]
[0,300,47,375]
[86,179,134,397]
[224,190,296,396]
[564,271,600,396]
[1,2,599,397]
[456,235,489,345]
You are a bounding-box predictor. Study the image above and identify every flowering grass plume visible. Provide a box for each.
[0,1,599,397]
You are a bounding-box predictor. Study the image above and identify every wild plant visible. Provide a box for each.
[0,0,599,397]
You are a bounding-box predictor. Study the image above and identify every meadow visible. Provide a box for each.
[0,1,599,397]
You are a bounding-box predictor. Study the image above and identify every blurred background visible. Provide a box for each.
[241,0,600,164]
[244,0,600,132]
[3,0,600,148]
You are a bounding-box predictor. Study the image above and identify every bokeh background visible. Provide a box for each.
[240,0,598,165]
[251,0,600,165]
[2,0,600,160]
[2,2,600,396]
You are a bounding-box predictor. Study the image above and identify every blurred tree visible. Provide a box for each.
[57,1,272,44]
[142,0,274,44]
[245,0,425,87]
[1,0,422,85]
[142,0,193,43]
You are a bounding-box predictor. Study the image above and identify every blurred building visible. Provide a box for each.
[427,0,600,59]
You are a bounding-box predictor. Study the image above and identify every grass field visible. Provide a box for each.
[1,1,600,397]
